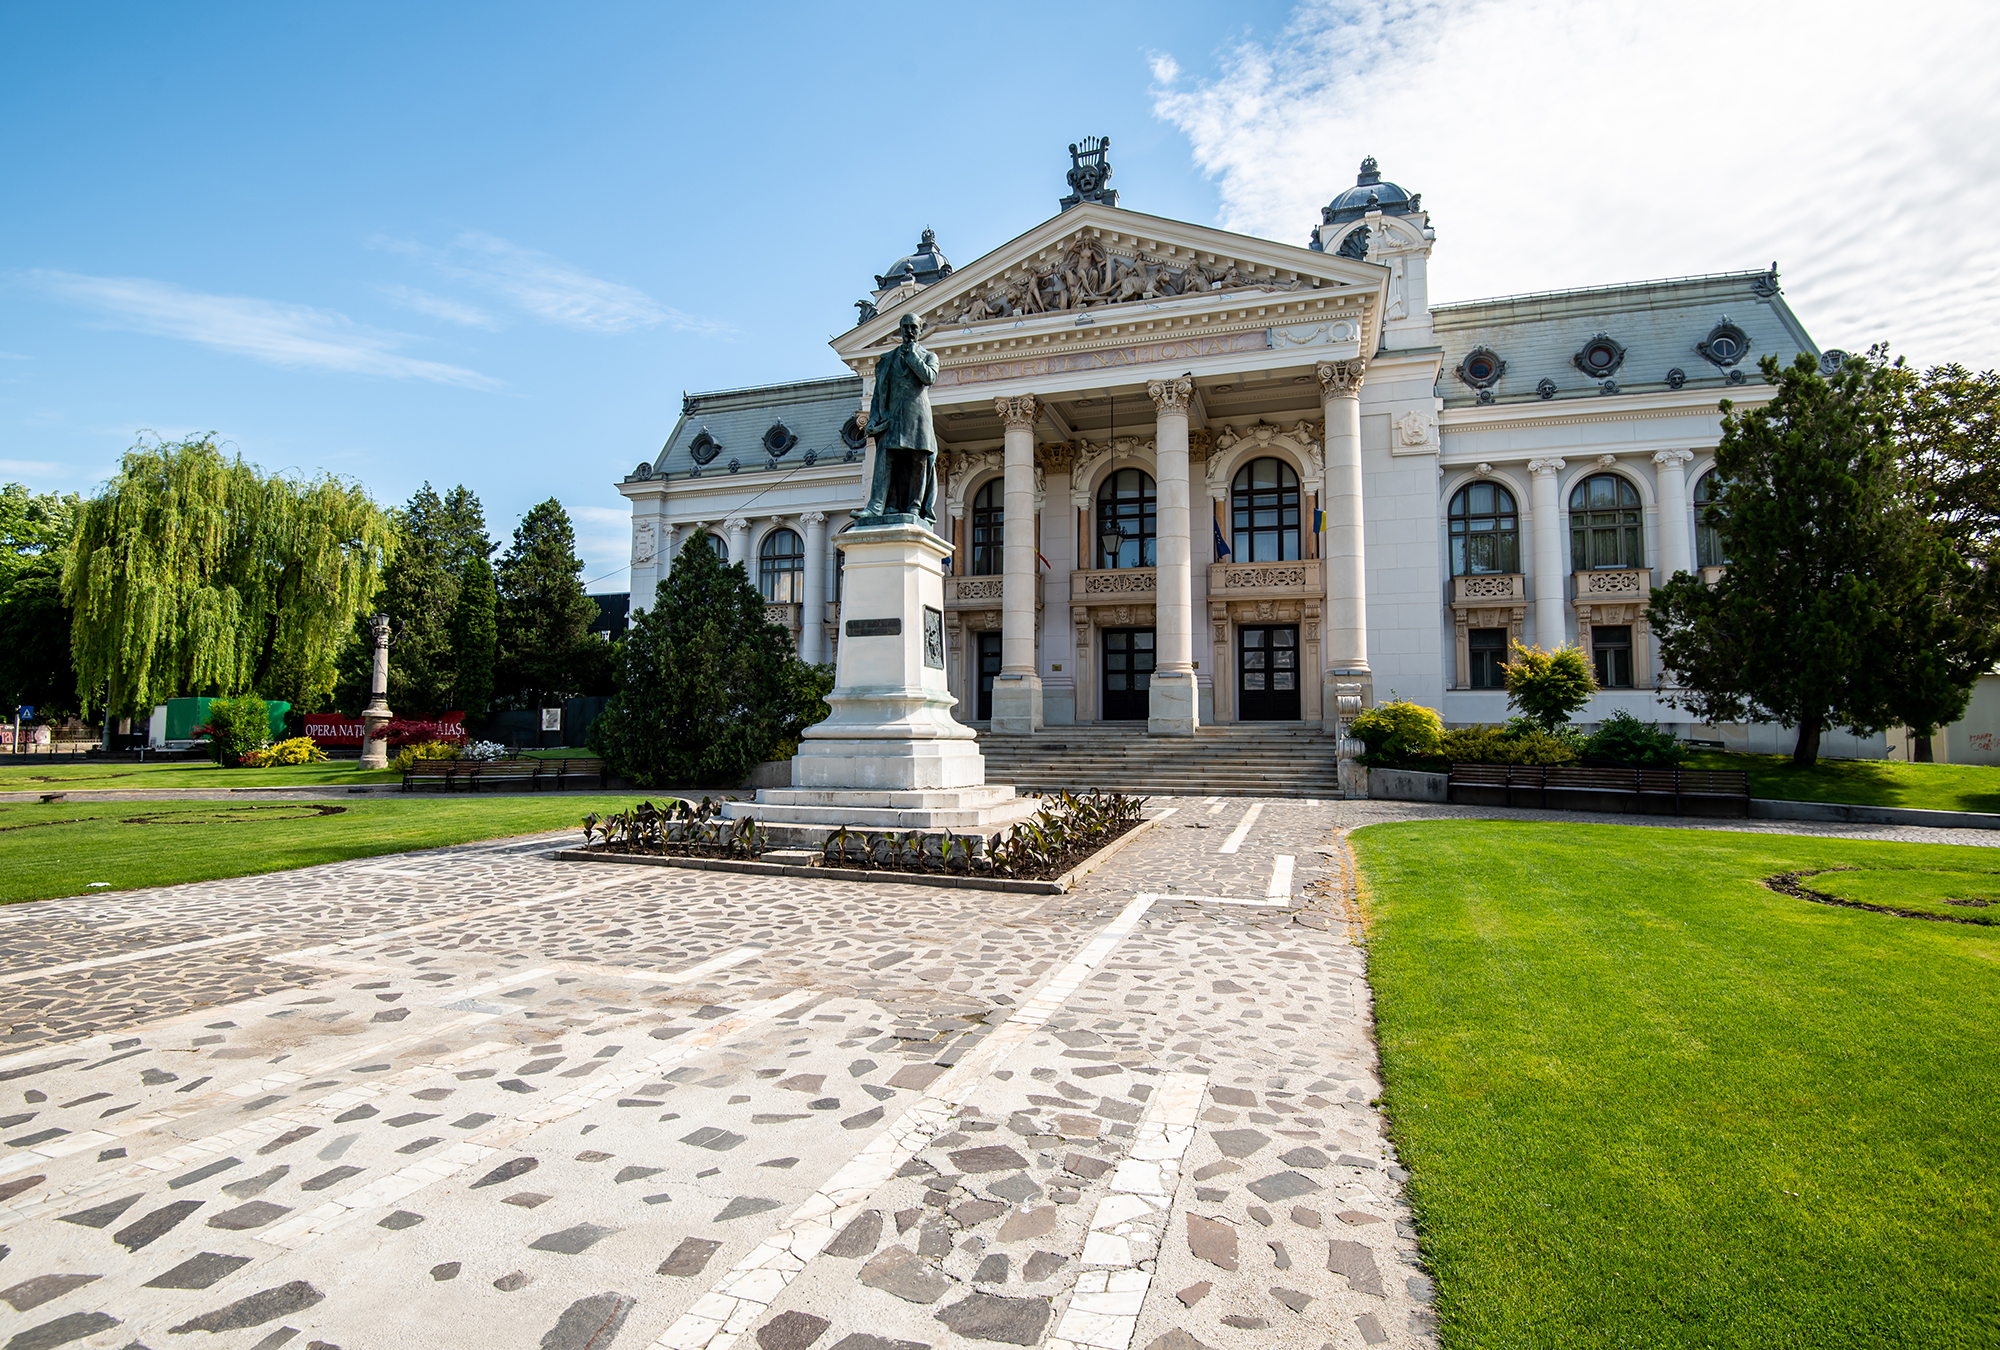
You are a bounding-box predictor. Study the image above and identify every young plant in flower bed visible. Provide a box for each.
[818,790,1146,880]
[244,736,328,767]
[581,797,767,859]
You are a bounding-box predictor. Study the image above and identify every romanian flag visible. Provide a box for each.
[1313,507,1325,535]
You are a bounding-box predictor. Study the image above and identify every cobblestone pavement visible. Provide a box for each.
[3,796,1986,1350]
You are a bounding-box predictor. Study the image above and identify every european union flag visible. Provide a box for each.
[1213,519,1232,560]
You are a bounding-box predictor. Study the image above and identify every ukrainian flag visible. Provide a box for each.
[1313,507,1325,535]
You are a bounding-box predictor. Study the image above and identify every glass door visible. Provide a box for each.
[1100,628,1154,721]
[975,632,1002,721]
[1237,625,1301,721]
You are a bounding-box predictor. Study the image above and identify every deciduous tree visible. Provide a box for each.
[62,435,393,718]
[1650,353,2000,766]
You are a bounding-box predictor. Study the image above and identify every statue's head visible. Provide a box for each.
[898,313,921,341]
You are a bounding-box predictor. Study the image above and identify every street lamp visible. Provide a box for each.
[1100,522,1127,570]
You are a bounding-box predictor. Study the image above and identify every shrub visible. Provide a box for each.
[1349,699,1444,767]
[380,718,467,749]
[197,693,271,768]
[1583,709,1686,766]
[246,736,327,767]
[1438,724,1581,766]
[1504,643,1598,732]
[392,739,461,772]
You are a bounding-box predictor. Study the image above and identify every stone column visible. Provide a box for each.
[357,613,394,771]
[726,516,751,572]
[800,510,828,665]
[1528,458,1568,650]
[1148,375,1198,736]
[992,395,1044,733]
[1317,360,1369,721]
[1653,449,1694,579]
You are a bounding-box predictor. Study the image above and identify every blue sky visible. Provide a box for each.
[5,1,1995,592]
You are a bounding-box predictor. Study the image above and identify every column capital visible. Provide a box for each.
[801,510,828,526]
[1147,374,1195,415]
[1036,440,1080,475]
[725,515,750,533]
[994,395,1039,430]
[1315,359,1366,398]
[1652,449,1694,468]
[1528,457,1567,478]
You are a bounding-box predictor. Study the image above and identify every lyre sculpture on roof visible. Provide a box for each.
[1060,136,1118,211]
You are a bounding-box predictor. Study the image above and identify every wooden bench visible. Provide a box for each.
[542,757,606,791]
[402,755,607,792]
[401,759,463,792]
[1447,763,1749,816]
[465,759,539,792]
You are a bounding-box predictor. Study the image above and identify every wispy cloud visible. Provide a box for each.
[27,271,501,389]
[380,232,723,336]
[569,503,634,589]
[376,284,500,330]
[1152,0,2000,368]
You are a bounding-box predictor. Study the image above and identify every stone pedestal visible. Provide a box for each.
[727,520,1038,842]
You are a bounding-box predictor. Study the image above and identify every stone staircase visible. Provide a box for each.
[974,723,1347,799]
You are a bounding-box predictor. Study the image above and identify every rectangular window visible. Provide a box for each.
[1592,625,1634,688]
[1468,628,1508,689]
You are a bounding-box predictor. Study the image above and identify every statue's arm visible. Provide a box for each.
[910,346,940,385]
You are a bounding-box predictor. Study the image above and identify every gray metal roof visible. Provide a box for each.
[1322,157,1421,226]
[1430,267,1818,408]
[635,375,865,481]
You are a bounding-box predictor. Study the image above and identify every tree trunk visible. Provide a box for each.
[1915,734,1934,763]
[1792,714,1823,768]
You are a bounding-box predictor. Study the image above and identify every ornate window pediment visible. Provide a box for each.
[688,429,720,465]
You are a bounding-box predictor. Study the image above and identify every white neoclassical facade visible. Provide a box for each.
[616,150,1878,752]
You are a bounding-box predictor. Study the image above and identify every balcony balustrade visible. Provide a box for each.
[1451,573,1526,605]
[1207,558,1322,599]
[1573,567,1653,599]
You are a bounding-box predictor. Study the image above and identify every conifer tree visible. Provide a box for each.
[63,435,392,718]
[588,531,831,786]
[1650,353,2000,765]
[375,484,490,712]
[449,553,498,718]
[494,498,600,708]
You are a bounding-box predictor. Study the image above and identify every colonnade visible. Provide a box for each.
[987,361,1373,736]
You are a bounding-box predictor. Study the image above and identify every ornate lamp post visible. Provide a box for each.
[357,613,400,770]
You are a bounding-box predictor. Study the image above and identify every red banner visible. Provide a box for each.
[304,712,463,747]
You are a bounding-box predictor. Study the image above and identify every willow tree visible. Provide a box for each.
[64,434,394,718]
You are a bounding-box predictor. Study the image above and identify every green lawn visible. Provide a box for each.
[0,796,637,904]
[0,758,402,791]
[1352,820,2000,1349]
[1685,748,2000,814]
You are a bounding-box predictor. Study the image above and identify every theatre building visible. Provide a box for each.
[614,144,1885,760]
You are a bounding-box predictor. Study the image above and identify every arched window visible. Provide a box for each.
[1694,470,1728,567]
[970,479,1003,576]
[1569,474,1643,570]
[758,529,804,602]
[1096,469,1157,569]
[707,533,728,563]
[1231,458,1301,561]
[1447,481,1520,576]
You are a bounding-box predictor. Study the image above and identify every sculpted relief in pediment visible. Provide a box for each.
[940,234,1317,329]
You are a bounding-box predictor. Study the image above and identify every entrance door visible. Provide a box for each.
[975,632,1002,721]
[1237,625,1301,721]
[1100,628,1154,721]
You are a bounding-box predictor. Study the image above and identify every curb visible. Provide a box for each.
[1748,797,2000,831]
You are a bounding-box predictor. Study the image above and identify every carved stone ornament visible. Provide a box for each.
[1536,378,1557,400]
[689,429,721,465]
[1819,349,1850,375]
[1653,449,1694,468]
[1395,411,1435,448]
[1188,429,1215,462]
[1147,375,1194,415]
[1600,381,1619,396]
[1315,360,1366,398]
[1059,135,1118,211]
[1476,462,1492,476]
[839,413,868,450]
[629,460,654,481]
[1528,457,1567,477]
[1036,441,1080,475]
[1335,223,1370,260]
[631,521,657,565]
[1696,319,1750,368]
[1596,454,1617,468]
[994,395,1039,430]
[1666,367,1687,390]
[1750,267,1780,298]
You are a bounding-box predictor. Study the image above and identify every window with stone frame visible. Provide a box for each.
[1097,468,1157,569]
[1469,627,1509,689]
[1448,482,1520,576]
[758,528,805,602]
[707,532,728,563]
[970,478,1003,576]
[1230,457,1301,561]
[1694,470,1729,567]
[1592,624,1635,688]
[1569,474,1643,570]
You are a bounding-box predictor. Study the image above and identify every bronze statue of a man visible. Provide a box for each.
[860,313,940,526]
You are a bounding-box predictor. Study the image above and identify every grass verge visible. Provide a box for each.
[0,759,402,791]
[1,796,638,904]
[1352,820,2000,1348]
[1683,749,2000,814]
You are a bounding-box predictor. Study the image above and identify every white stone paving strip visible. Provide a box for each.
[1266,853,1295,898]
[1216,802,1264,854]
[1048,1071,1209,1350]
[0,930,268,985]
[254,995,802,1251]
[1171,895,1290,909]
[647,889,1174,1350]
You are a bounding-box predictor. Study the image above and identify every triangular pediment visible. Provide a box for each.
[833,202,1388,369]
